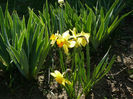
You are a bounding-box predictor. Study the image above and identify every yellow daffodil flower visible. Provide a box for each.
[70,28,81,47]
[50,31,61,46]
[77,37,87,47]
[51,70,71,86]
[70,27,77,40]
[50,28,90,54]
[76,31,90,47]
[80,31,90,43]
[56,30,76,55]
[70,28,90,47]
[56,30,70,48]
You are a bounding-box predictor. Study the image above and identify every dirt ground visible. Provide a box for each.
[0,17,133,99]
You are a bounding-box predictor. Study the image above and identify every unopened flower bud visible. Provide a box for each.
[58,0,64,4]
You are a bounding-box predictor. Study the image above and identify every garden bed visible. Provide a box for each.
[0,17,133,99]
[0,0,133,99]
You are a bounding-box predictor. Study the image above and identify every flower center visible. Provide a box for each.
[57,39,65,48]
[55,76,64,84]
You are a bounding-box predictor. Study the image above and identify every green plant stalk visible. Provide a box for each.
[86,44,90,81]
[59,49,65,72]
[59,6,65,34]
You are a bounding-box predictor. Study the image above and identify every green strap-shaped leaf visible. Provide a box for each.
[92,48,110,80]
[96,55,116,83]
[22,16,26,30]
[34,26,50,77]
[20,49,29,78]
[96,8,105,41]
[86,8,92,33]
[7,46,25,77]
[37,25,45,49]
[18,31,25,50]
[0,35,10,66]
[108,10,133,33]
[86,44,90,81]
[0,7,10,45]
[8,46,29,78]
[104,0,119,28]
[96,57,109,79]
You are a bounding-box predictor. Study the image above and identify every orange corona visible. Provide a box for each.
[56,39,65,48]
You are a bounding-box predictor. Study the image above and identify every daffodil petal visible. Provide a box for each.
[81,32,90,43]
[81,38,87,47]
[62,30,70,39]
[65,79,71,85]
[63,44,69,55]
[51,73,57,77]
[62,80,66,86]
[51,70,71,86]
[68,40,76,48]
[55,70,63,77]
[70,28,77,36]
[50,40,56,46]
